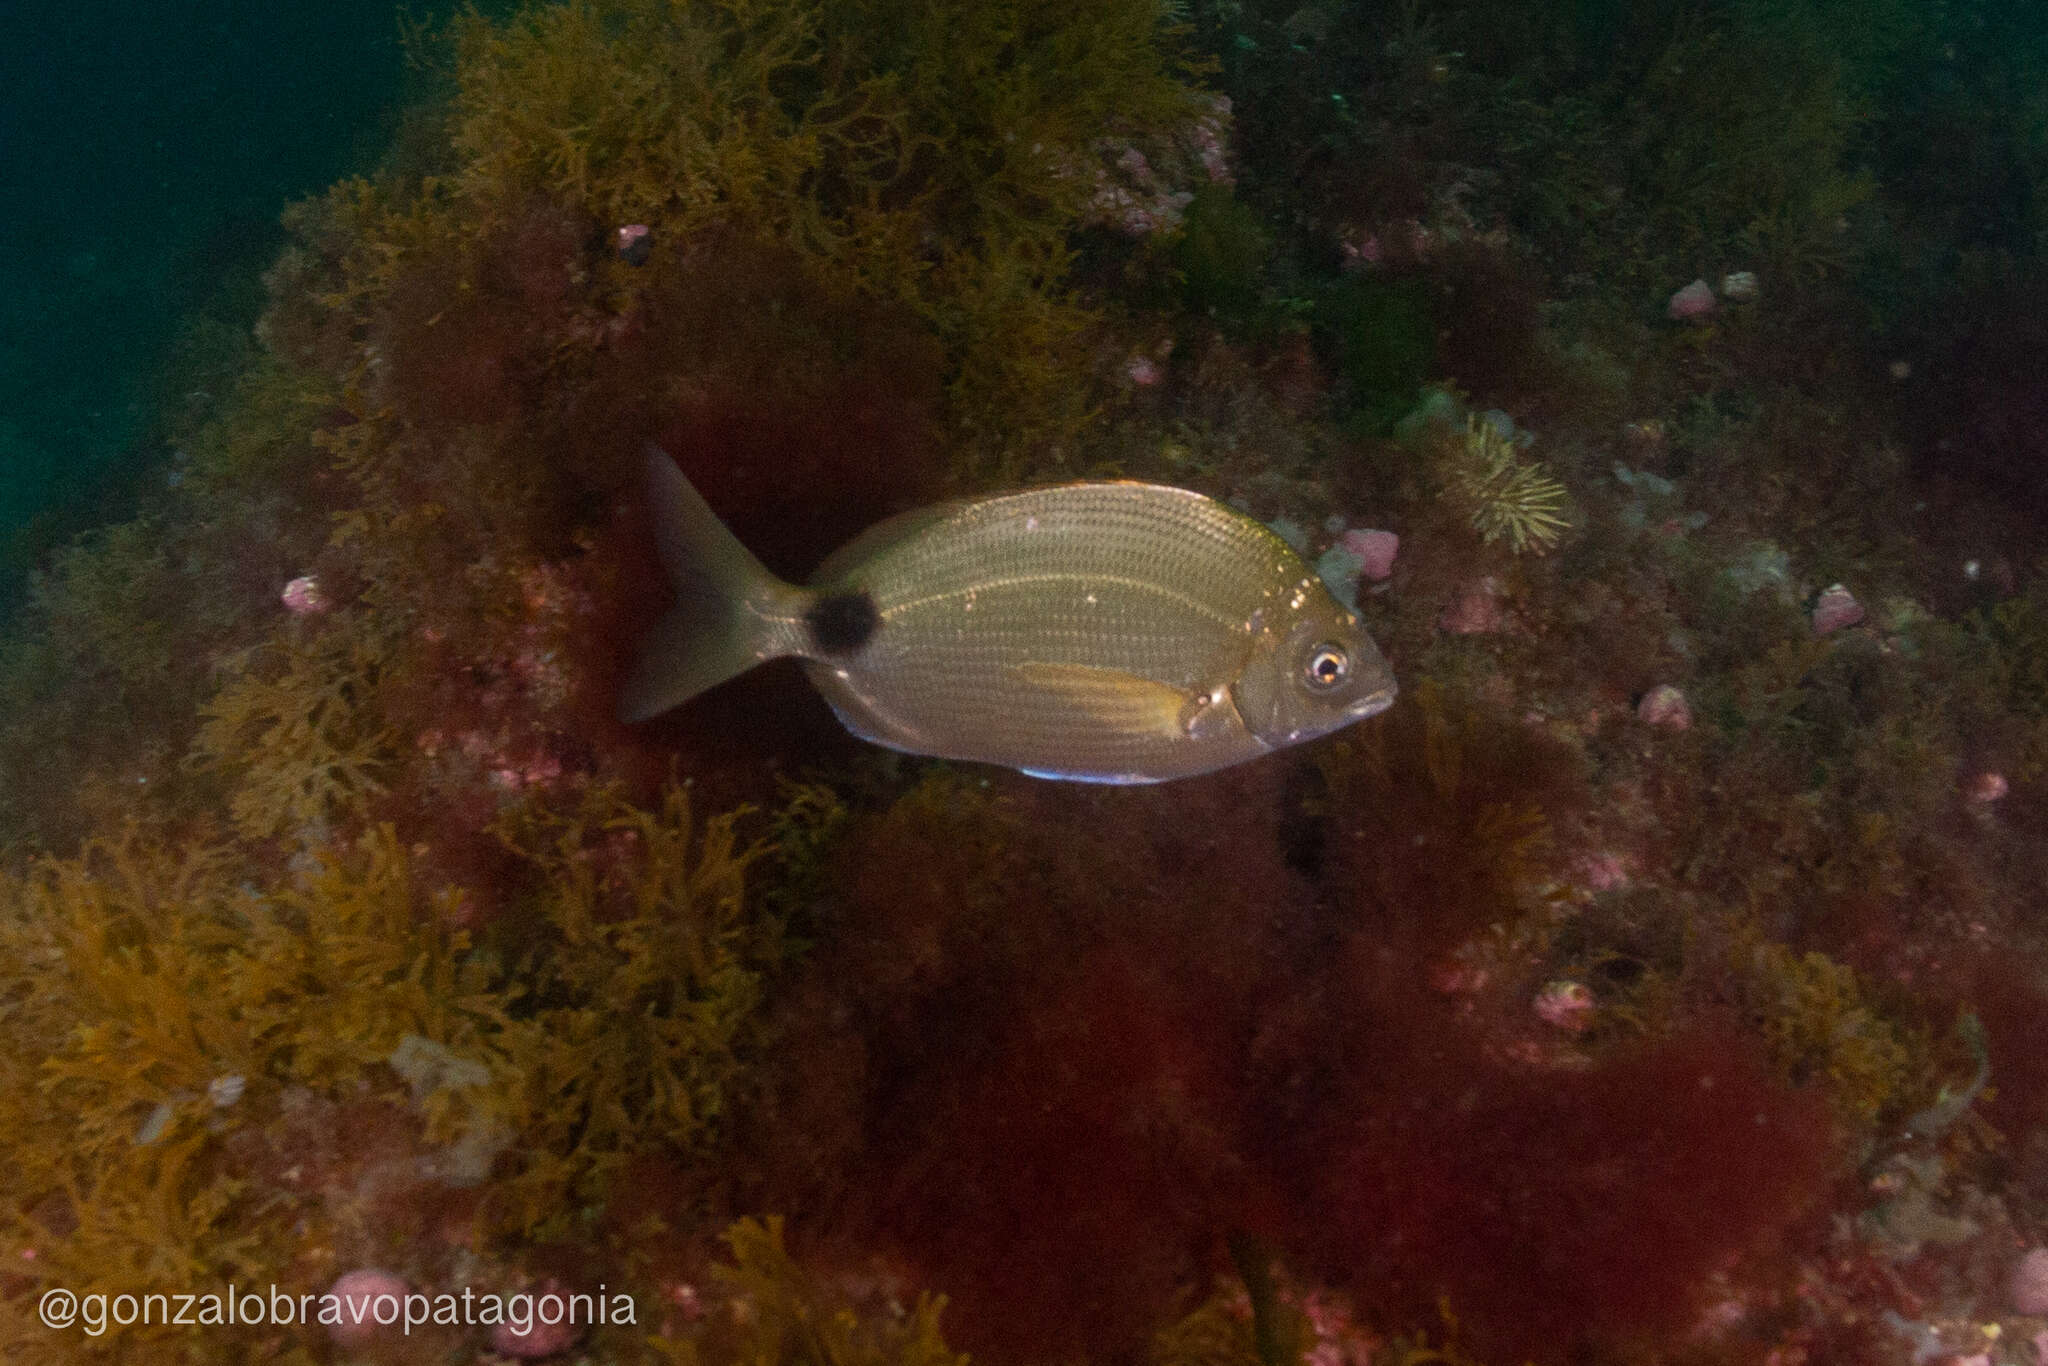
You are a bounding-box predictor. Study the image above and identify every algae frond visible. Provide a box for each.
[0,779,790,1357]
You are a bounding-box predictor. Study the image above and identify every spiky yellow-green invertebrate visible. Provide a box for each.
[1449,416,1571,555]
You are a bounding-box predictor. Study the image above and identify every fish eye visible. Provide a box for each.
[1304,642,1350,692]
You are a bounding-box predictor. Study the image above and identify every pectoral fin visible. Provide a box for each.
[1007,662,1242,741]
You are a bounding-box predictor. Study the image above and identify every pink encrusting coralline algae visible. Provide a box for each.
[1667,278,1717,320]
[324,1269,410,1349]
[1344,528,1400,581]
[1077,95,1234,237]
[280,574,330,615]
[1534,981,1597,1033]
[1638,684,1692,730]
[1967,771,2010,805]
[489,1279,586,1358]
[1439,577,1504,634]
[2011,1247,2048,1315]
[1810,583,1865,635]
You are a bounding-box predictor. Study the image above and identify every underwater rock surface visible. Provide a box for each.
[5,2,2048,1364]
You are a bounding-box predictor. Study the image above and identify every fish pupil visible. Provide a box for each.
[1306,644,1349,690]
[806,590,880,653]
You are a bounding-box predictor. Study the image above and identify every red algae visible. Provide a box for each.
[877,953,1241,1360]
[1959,954,2048,1203]
[1279,1010,1835,1363]
[733,767,1308,1362]
[375,268,540,430]
[633,238,950,576]
[1317,679,1589,964]
[736,712,1835,1366]
[486,199,595,317]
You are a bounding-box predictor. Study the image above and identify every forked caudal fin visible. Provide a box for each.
[617,448,807,723]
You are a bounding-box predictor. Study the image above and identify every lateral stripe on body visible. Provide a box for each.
[879,571,1242,634]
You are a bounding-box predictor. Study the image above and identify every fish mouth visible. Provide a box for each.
[1346,688,1396,719]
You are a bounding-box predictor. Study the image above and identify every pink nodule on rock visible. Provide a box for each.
[1638,684,1692,730]
[281,575,329,615]
[2009,1247,2048,1315]
[1429,959,1488,996]
[1534,980,1596,1033]
[1124,355,1164,387]
[1439,577,1503,634]
[1811,584,1865,636]
[491,1281,585,1359]
[1343,528,1400,581]
[1967,771,2010,805]
[1573,850,1631,892]
[326,1269,409,1348]
[1667,278,1717,320]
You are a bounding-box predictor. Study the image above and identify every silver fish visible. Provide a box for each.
[621,449,1396,782]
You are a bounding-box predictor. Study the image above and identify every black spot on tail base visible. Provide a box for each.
[806,590,879,653]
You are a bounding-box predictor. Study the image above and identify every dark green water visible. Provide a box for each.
[0,4,436,574]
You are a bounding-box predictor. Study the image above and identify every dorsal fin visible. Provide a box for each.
[805,500,975,586]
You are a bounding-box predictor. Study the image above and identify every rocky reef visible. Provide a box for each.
[5,1,2048,1364]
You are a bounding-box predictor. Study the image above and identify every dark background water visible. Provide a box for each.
[6,0,2046,582]
[0,4,440,579]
